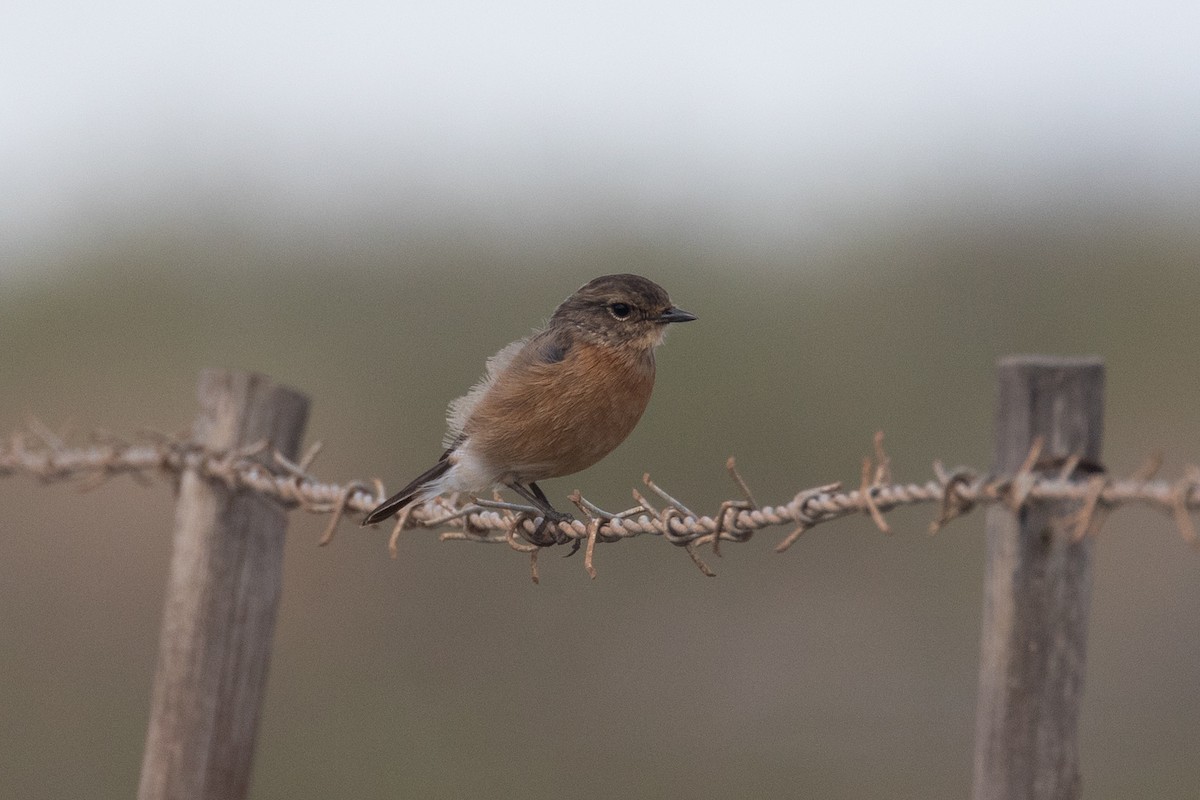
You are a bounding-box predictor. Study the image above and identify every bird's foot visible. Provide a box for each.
[521,509,575,548]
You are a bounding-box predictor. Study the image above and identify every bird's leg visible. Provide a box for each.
[506,481,574,546]
[528,481,578,547]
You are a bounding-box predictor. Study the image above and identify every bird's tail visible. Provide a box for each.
[362,457,453,526]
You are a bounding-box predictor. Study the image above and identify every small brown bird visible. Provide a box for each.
[362,274,696,539]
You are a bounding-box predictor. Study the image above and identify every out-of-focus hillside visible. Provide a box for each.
[2,217,1199,798]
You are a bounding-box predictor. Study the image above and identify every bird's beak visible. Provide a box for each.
[659,306,698,323]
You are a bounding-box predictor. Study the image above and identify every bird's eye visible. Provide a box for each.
[608,302,632,320]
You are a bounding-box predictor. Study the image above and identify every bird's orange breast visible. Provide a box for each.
[463,340,656,482]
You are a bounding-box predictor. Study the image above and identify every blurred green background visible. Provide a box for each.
[4,225,1200,799]
[4,2,1200,798]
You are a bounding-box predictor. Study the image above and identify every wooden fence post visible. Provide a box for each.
[972,356,1104,800]
[138,370,310,800]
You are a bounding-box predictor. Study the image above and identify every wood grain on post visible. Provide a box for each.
[138,370,309,800]
[972,356,1104,800]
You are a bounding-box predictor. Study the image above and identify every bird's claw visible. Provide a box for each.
[516,509,575,548]
[563,536,583,557]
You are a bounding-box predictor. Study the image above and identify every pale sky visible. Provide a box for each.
[3,0,1198,268]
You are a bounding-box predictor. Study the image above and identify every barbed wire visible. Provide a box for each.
[3,422,1198,581]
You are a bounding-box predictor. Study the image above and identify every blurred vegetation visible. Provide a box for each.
[2,213,1199,799]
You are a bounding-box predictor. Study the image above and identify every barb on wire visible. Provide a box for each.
[4,426,1200,580]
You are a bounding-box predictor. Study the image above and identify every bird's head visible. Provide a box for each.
[550,273,696,350]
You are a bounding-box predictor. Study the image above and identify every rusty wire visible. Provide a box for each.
[3,423,1198,581]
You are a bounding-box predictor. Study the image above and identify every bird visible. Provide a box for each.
[362,273,696,543]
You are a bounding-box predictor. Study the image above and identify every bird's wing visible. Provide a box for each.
[442,324,579,449]
[443,335,529,448]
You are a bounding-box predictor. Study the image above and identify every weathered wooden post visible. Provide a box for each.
[972,356,1104,800]
[138,370,309,800]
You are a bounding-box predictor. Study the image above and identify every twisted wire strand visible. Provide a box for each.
[3,427,1198,580]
